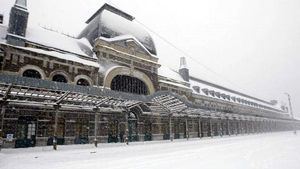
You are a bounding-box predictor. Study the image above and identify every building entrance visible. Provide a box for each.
[15,116,37,148]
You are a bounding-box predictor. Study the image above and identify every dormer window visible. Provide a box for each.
[215,92,220,98]
[192,86,200,93]
[220,93,226,99]
[202,88,209,95]
[209,90,215,97]
[226,95,230,100]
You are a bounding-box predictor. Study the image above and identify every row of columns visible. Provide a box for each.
[166,116,300,141]
[1,105,299,149]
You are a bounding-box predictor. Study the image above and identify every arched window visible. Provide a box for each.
[111,75,148,95]
[77,78,90,86]
[22,69,41,79]
[52,74,67,83]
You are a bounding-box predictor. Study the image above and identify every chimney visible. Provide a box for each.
[179,57,189,82]
[7,0,29,46]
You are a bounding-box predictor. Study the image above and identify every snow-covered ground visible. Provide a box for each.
[1,132,300,169]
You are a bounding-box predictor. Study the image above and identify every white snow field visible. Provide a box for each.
[1,132,300,169]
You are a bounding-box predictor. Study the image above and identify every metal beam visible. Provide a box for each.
[0,84,12,102]
[95,98,110,107]
[55,91,70,105]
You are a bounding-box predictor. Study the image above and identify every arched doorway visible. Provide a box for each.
[128,112,138,142]
[22,69,42,79]
[111,75,149,95]
[52,74,68,83]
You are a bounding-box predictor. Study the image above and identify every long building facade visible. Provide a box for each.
[0,1,299,148]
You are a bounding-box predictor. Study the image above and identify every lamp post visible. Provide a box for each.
[284,93,294,119]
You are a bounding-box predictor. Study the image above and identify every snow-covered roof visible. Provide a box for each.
[0,0,100,68]
[157,65,283,112]
[0,0,97,59]
[158,65,186,83]
[78,3,157,55]
[159,79,191,90]
[21,47,99,68]
[189,77,282,112]
[26,26,96,59]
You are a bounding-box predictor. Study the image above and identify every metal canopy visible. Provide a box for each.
[0,83,139,112]
[0,82,287,121]
[0,75,295,122]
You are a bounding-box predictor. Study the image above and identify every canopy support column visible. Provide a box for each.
[53,105,59,150]
[94,110,100,147]
[169,115,173,141]
[198,118,202,138]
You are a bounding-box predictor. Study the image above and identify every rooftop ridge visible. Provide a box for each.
[86,3,134,24]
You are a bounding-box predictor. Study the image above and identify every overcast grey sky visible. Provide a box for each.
[2,0,300,118]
